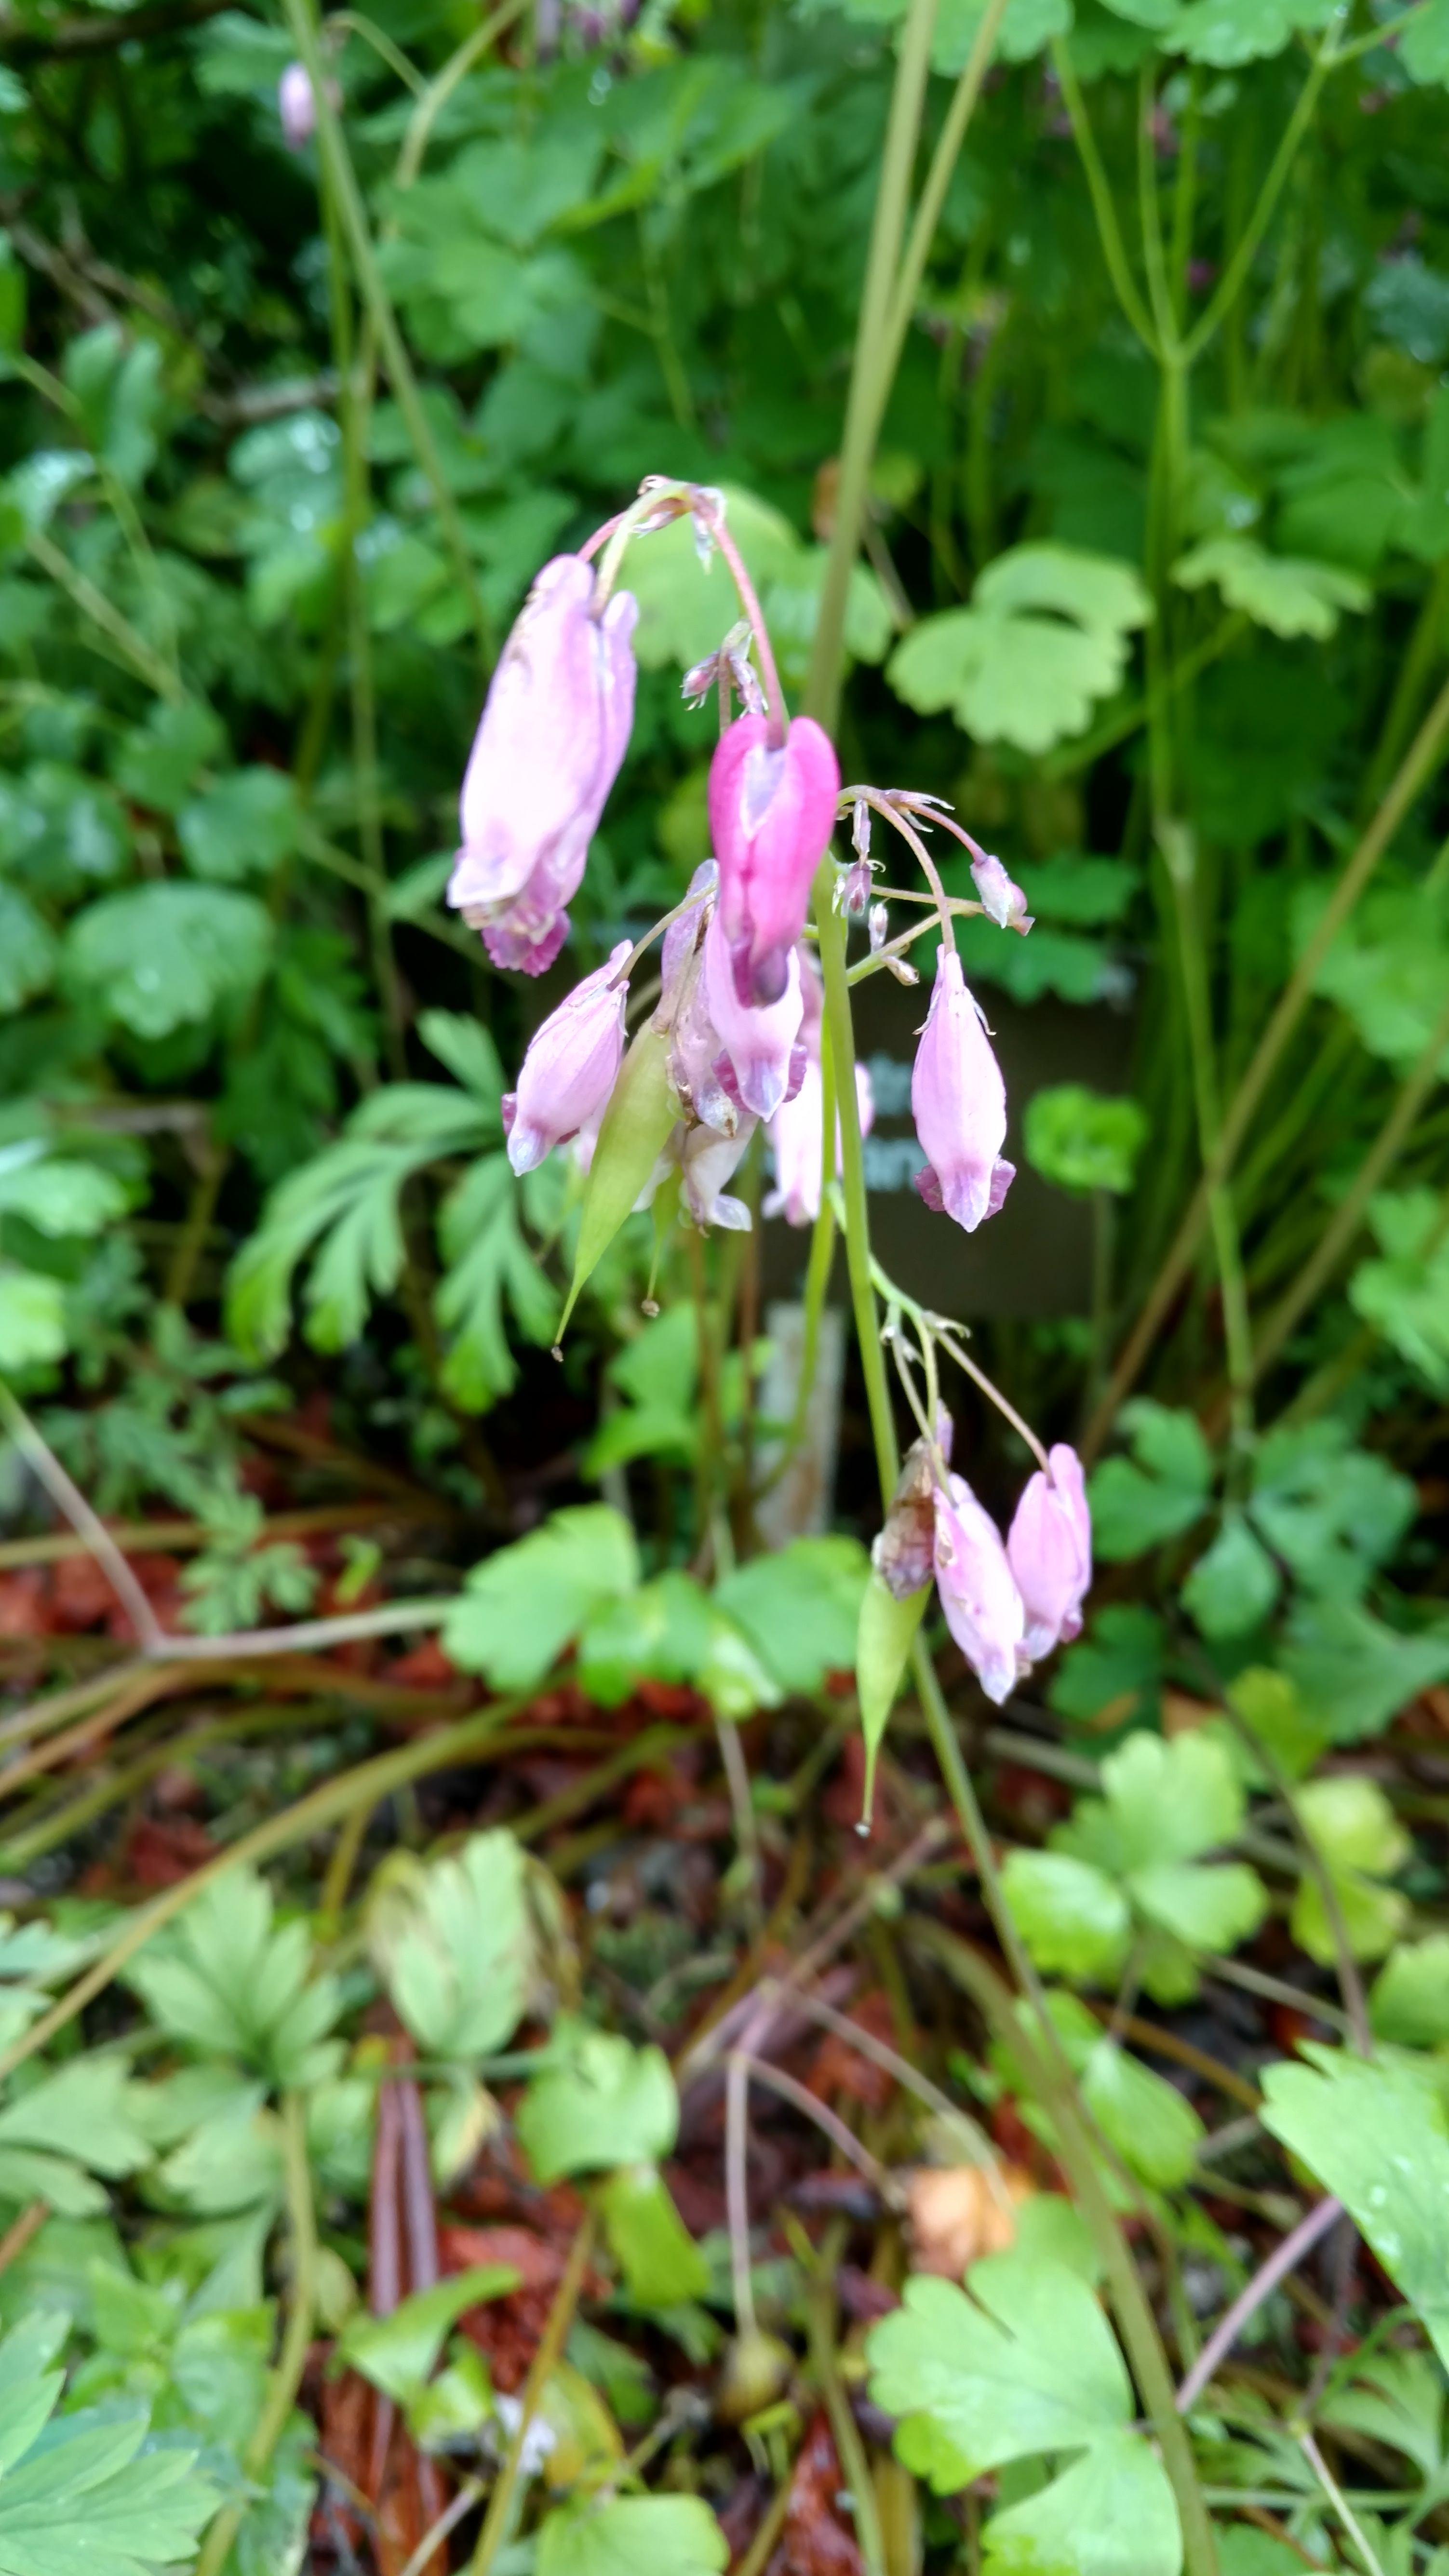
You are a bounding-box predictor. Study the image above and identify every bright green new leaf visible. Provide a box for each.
[867,2253,1182,2575]
[596,2164,711,2307]
[1023,1085,1148,1196]
[126,1868,343,2090]
[576,1571,714,1707]
[444,1504,640,1690]
[889,544,1150,753]
[1000,1850,1131,1984]
[0,2308,217,2576]
[336,2265,520,2402]
[1077,1727,1244,1869]
[1174,536,1368,637]
[1129,1858,1268,1957]
[0,1266,63,1368]
[65,882,273,1040]
[1261,2050,1449,2366]
[0,1152,127,1239]
[1045,1994,1205,2187]
[557,1026,677,1342]
[1403,0,1449,82]
[1370,1936,1449,2048]
[518,2024,679,2183]
[535,2494,728,2576]
[0,2058,152,2183]
[857,1572,930,1824]
[1087,1400,1213,1560]
[1290,1775,1410,1965]
[370,1828,535,2063]
[692,1607,784,1719]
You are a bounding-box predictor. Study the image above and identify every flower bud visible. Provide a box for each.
[836,858,875,917]
[970,851,1033,936]
[911,949,1014,1234]
[279,61,319,148]
[709,711,840,1007]
[933,1472,1025,1706]
[1007,1444,1091,1661]
[764,1060,874,1227]
[449,557,637,977]
[701,910,803,1122]
[502,940,631,1175]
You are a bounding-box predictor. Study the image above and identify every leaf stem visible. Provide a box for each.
[1175,2195,1341,2416]
[469,2214,596,2574]
[195,2091,318,2576]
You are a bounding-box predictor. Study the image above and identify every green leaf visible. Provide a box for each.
[1075,1727,1245,1871]
[1350,1190,1449,1394]
[1320,2349,1449,2484]
[1173,536,1368,638]
[0,1268,67,1368]
[1043,1995,1204,2187]
[0,2309,216,2576]
[517,2025,679,2183]
[370,1829,534,2064]
[931,0,1073,67]
[65,883,273,1040]
[1403,0,1449,83]
[1181,1512,1280,1639]
[126,1868,342,2090]
[336,2265,520,2403]
[112,702,226,815]
[1297,882,1449,1076]
[857,1573,930,1824]
[715,1535,869,1695]
[867,2252,1181,2576]
[1294,1775,1409,1879]
[692,1608,784,1720]
[0,1153,128,1239]
[557,1026,678,1342]
[1260,2051,1449,2366]
[1166,0,1334,63]
[1129,1859,1267,1957]
[889,545,1150,754]
[1280,1598,1449,1744]
[535,2495,727,2576]
[177,767,299,883]
[1087,1401,1213,1561]
[1023,1086,1148,1196]
[1371,1936,1449,2048]
[444,1504,640,1691]
[435,1152,557,1413]
[0,2057,151,2181]
[0,885,56,1011]
[1248,1420,1416,1598]
[1049,1606,1164,1729]
[1000,1851,1130,1985]
[596,2164,711,2307]
[576,1572,714,1707]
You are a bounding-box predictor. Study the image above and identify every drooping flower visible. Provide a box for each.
[970,851,1033,935]
[1007,1444,1092,1661]
[709,711,840,1007]
[448,557,637,977]
[933,1473,1025,1706]
[501,939,631,1175]
[872,1420,951,1601]
[911,948,1014,1233]
[764,1058,875,1226]
[701,909,803,1122]
[681,1118,757,1230]
[279,62,318,148]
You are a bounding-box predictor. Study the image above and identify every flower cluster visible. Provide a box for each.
[876,1425,1091,1706]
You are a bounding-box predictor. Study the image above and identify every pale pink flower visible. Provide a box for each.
[701,910,803,1122]
[449,557,637,977]
[911,948,1014,1233]
[709,712,839,1006]
[1007,1444,1092,1661]
[502,939,631,1175]
[933,1472,1025,1706]
[764,1060,874,1226]
[681,1119,757,1231]
[279,62,318,148]
[970,851,1033,935]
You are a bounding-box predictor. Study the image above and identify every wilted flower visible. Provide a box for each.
[1007,1444,1091,1660]
[970,851,1033,936]
[764,1059,874,1226]
[709,711,840,1007]
[836,858,875,916]
[279,61,319,148]
[912,949,1014,1232]
[933,1472,1025,1705]
[681,1118,757,1230]
[701,909,804,1121]
[872,1422,951,1600]
[449,557,637,977]
[502,939,631,1175]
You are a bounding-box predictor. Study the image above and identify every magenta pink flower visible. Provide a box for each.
[933,1472,1025,1705]
[1007,1444,1092,1661]
[970,851,1033,935]
[764,1059,874,1226]
[448,557,637,978]
[709,712,840,1007]
[911,948,1014,1232]
[502,939,631,1175]
[701,910,804,1121]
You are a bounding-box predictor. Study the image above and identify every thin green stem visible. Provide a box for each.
[394,0,531,188]
[26,528,182,700]
[1160,825,1255,1459]
[1181,30,1337,366]
[877,0,1014,396]
[1051,39,1159,356]
[195,2091,317,2576]
[1137,60,1178,354]
[469,2213,598,2574]
[280,0,490,664]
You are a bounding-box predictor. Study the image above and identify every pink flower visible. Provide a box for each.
[279,62,318,148]
[911,948,1014,1233]
[764,1059,874,1226]
[501,939,631,1175]
[933,1473,1025,1706]
[681,1119,756,1231]
[448,558,637,978]
[970,851,1033,935]
[709,712,840,1007]
[701,910,804,1121]
[1007,1444,1092,1661]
